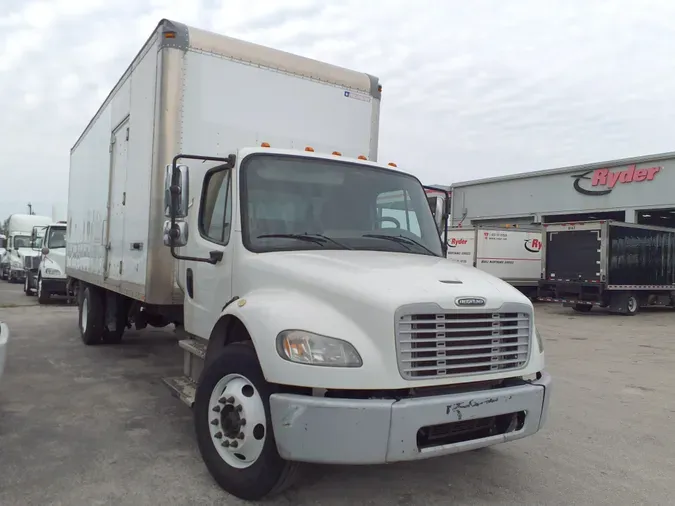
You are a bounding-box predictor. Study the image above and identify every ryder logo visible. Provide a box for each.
[524,238,542,253]
[448,237,468,248]
[572,164,662,196]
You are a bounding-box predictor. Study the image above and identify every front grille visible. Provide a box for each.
[396,311,531,380]
[23,256,40,270]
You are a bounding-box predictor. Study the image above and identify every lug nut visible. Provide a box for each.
[221,440,230,448]
[212,405,221,413]
[214,432,222,439]
[218,397,227,404]
[235,405,243,412]
[210,419,219,426]
[230,441,239,448]
[237,432,244,440]
[239,418,246,426]
[226,396,235,404]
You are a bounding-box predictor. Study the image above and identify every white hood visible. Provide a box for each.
[41,249,66,277]
[241,250,530,311]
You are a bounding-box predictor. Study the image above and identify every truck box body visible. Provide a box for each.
[66,19,381,304]
[538,220,675,306]
[446,227,542,289]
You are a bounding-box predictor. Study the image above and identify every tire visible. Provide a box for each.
[572,303,592,313]
[194,343,300,500]
[79,285,105,345]
[625,293,639,316]
[37,276,50,304]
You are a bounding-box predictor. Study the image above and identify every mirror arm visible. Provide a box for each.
[168,153,236,264]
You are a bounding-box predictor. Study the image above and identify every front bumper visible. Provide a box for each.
[270,371,552,464]
[41,277,68,295]
[0,321,9,381]
[9,268,25,282]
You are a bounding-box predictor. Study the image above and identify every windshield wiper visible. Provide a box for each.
[256,233,352,250]
[362,234,437,256]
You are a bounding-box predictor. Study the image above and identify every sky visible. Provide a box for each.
[2,0,675,221]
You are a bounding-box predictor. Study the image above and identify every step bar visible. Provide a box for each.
[163,335,206,408]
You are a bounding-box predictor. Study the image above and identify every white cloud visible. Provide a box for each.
[2,0,675,218]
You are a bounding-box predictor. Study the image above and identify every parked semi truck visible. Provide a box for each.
[1,214,52,282]
[66,19,551,501]
[446,227,543,298]
[24,221,68,303]
[538,220,675,314]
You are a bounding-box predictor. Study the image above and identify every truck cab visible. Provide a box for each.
[25,222,68,303]
[160,146,551,500]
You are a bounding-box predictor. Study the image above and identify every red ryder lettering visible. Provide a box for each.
[450,238,468,246]
[591,164,661,189]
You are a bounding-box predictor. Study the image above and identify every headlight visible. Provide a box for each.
[276,330,363,367]
[535,327,544,353]
[45,268,61,276]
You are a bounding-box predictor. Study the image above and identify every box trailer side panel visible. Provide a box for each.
[607,223,675,287]
[445,228,475,265]
[475,228,542,284]
[67,33,160,300]
[178,28,380,160]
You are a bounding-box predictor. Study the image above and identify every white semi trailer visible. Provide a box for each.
[66,19,551,501]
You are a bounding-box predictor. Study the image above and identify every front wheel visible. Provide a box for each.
[194,343,299,500]
[37,277,50,304]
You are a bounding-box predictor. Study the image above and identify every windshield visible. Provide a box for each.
[240,154,443,256]
[13,235,31,248]
[47,227,67,248]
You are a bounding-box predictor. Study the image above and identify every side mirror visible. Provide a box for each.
[41,247,49,255]
[431,196,445,233]
[163,220,188,247]
[164,164,190,219]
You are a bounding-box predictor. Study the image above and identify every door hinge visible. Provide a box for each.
[122,192,126,206]
[119,261,123,275]
[125,127,130,141]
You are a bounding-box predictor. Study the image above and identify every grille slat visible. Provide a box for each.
[402,348,528,363]
[402,317,527,325]
[399,325,530,335]
[400,332,529,343]
[396,311,531,380]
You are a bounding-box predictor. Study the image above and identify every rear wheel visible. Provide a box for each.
[194,343,299,500]
[79,285,105,345]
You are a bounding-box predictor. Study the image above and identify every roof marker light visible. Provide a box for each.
[358,155,367,160]
[305,146,315,152]
[261,142,270,148]
[332,151,342,156]
[388,162,397,167]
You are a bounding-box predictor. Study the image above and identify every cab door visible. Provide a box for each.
[182,166,235,340]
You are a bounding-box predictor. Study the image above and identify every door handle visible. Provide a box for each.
[209,250,223,263]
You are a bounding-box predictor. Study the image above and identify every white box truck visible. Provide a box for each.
[66,19,551,501]
[446,227,543,298]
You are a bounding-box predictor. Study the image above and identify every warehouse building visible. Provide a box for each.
[449,151,675,228]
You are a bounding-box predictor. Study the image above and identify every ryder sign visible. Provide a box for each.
[572,164,662,196]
